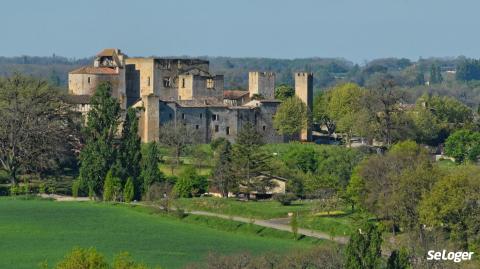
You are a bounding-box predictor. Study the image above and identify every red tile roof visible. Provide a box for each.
[70,66,118,75]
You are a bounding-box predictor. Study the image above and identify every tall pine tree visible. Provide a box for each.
[211,139,236,197]
[140,142,164,194]
[345,223,383,269]
[115,107,142,198]
[232,123,274,198]
[79,82,121,197]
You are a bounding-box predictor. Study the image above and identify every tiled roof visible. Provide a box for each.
[64,94,91,104]
[223,90,249,99]
[96,48,118,57]
[70,66,117,75]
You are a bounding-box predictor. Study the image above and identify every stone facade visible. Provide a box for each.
[68,49,314,144]
[295,72,313,141]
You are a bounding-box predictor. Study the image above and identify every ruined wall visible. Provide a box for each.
[69,72,125,109]
[248,72,276,99]
[125,58,155,96]
[294,72,313,141]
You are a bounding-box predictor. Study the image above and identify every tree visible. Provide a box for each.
[456,58,480,81]
[386,248,411,269]
[124,177,135,203]
[55,247,109,269]
[103,169,121,201]
[211,139,236,197]
[79,82,121,197]
[158,122,198,171]
[363,79,408,145]
[444,129,480,163]
[274,84,295,101]
[116,107,142,198]
[140,142,164,194]
[273,96,309,138]
[345,223,382,269]
[354,141,432,232]
[419,165,480,250]
[325,83,366,145]
[0,74,77,185]
[232,123,274,197]
[173,167,208,198]
[313,91,336,135]
[429,64,443,84]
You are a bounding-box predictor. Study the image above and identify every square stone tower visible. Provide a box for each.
[248,72,276,99]
[295,72,313,141]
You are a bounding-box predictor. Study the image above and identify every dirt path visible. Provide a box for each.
[41,194,348,244]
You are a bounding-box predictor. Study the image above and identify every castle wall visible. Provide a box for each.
[256,101,286,143]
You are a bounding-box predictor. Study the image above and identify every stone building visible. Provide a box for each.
[68,49,313,144]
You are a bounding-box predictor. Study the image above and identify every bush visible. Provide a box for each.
[124,177,135,203]
[103,170,121,201]
[273,193,297,206]
[173,167,207,198]
[55,247,109,269]
[71,180,80,198]
[39,183,46,194]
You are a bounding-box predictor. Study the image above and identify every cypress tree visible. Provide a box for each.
[79,82,121,197]
[123,177,135,203]
[140,142,164,194]
[345,223,383,269]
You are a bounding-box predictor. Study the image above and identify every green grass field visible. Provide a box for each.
[175,197,315,219]
[0,198,314,269]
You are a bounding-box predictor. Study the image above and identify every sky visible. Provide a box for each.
[0,0,478,63]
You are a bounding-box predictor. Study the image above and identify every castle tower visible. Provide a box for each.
[248,72,275,99]
[294,72,313,141]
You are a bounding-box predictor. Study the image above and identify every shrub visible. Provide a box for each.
[39,183,46,194]
[173,167,207,198]
[9,184,19,196]
[103,170,121,201]
[124,177,135,203]
[55,247,109,269]
[71,180,80,198]
[273,193,296,206]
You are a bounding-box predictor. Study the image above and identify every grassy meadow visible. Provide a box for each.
[0,198,316,269]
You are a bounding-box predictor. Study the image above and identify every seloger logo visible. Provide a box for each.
[427,250,474,263]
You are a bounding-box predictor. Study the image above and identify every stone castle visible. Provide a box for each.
[68,49,313,143]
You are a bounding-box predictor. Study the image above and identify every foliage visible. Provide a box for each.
[444,129,480,163]
[211,139,236,197]
[313,91,336,135]
[352,141,434,231]
[79,82,121,197]
[386,248,411,269]
[116,107,142,199]
[54,247,109,269]
[345,223,382,269]
[273,96,309,137]
[0,74,78,184]
[456,58,480,81]
[419,165,480,250]
[103,170,121,202]
[290,212,299,240]
[72,180,80,198]
[173,167,208,198]
[273,193,297,206]
[429,64,443,84]
[325,83,366,143]
[232,123,274,196]
[140,142,164,194]
[274,84,295,101]
[123,177,135,203]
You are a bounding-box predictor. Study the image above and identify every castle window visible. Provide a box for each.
[182,113,185,120]
[214,125,219,132]
[87,77,91,84]
[226,127,230,135]
[147,76,151,86]
[169,113,172,119]
[199,113,203,119]
[206,78,214,89]
[163,77,171,87]
[182,78,185,88]
[212,114,218,121]
[263,125,266,131]
[195,125,199,130]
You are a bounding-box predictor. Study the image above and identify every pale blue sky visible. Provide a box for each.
[0,0,478,62]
